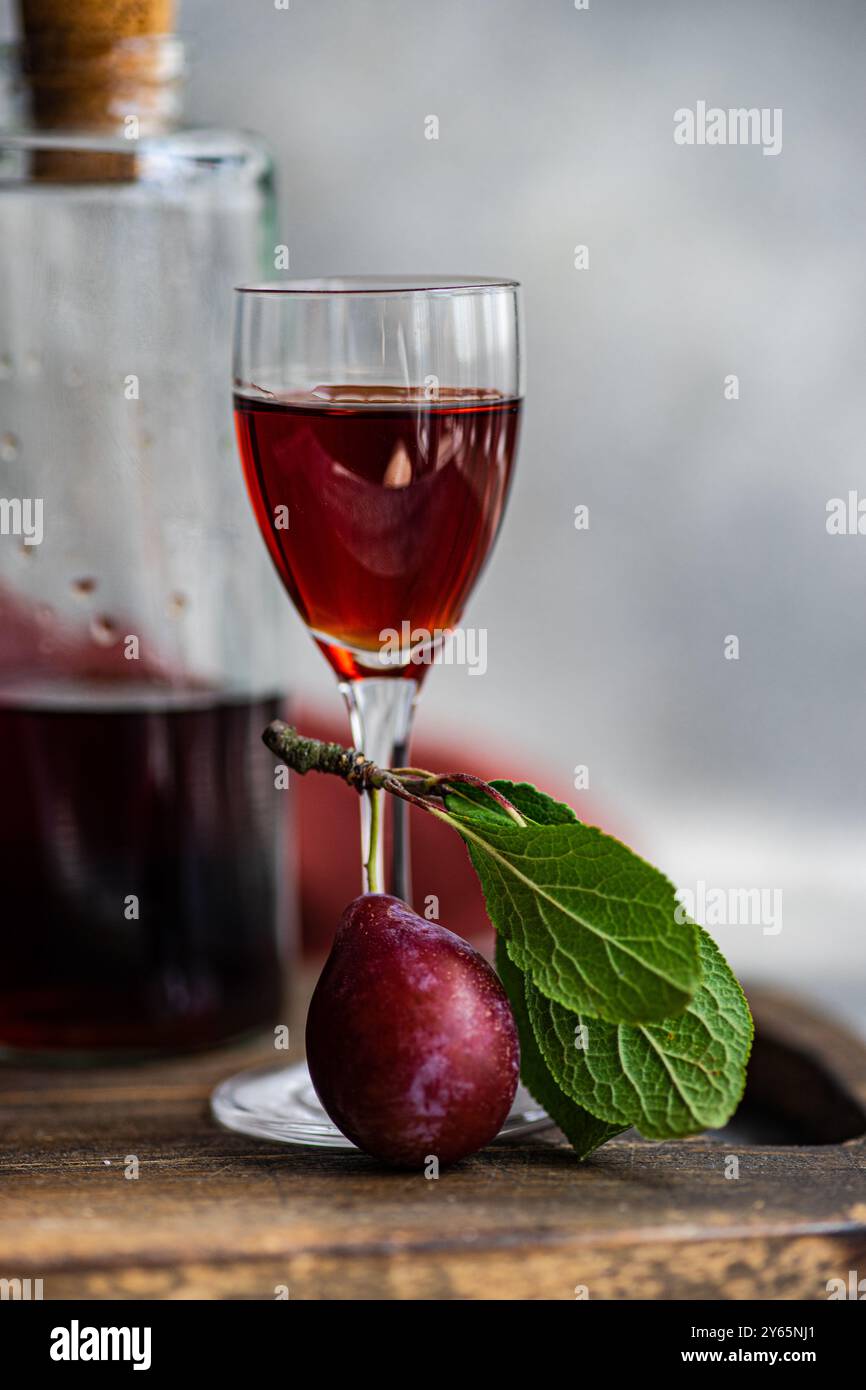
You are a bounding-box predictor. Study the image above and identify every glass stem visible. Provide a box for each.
[339,678,418,902]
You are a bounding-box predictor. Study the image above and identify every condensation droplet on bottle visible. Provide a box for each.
[0,354,12,380]
[167,591,188,617]
[71,576,98,597]
[90,615,118,646]
[0,432,20,462]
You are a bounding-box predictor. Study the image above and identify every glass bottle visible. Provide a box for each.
[0,22,293,1060]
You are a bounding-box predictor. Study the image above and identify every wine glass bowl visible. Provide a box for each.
[233,279,523,687]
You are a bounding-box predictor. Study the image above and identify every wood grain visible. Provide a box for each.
[0,987,864,1300]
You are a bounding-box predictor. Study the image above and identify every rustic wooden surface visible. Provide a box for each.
[1,986,864,1300]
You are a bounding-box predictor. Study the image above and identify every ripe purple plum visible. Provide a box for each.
[306,894,519,1167]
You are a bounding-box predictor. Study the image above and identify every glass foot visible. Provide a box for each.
[211,1059,554,1149]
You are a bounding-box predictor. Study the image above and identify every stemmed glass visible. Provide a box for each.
[212,278,547,1147]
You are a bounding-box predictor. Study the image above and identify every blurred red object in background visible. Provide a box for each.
[293,704,600,958]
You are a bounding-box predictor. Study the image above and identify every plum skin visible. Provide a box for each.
[306,894,520,1168]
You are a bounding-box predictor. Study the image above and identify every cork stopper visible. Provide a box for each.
[17,1,177,132]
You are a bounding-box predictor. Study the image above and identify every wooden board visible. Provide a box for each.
[1,986,864,1300]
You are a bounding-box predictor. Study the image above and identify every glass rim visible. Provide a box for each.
[234,276,521,297]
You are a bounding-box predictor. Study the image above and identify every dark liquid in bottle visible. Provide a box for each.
[0,691,288,1057]
[234,386,520,680]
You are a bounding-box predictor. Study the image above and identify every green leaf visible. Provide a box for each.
[446,779,578,830]
[443,780,700,1025]
[526,927,754,1140]
[495,938,627,1159]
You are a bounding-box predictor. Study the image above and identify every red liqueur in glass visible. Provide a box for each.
[234,386,521,680]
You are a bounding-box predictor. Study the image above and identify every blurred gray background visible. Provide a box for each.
[6,0,862,1022]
